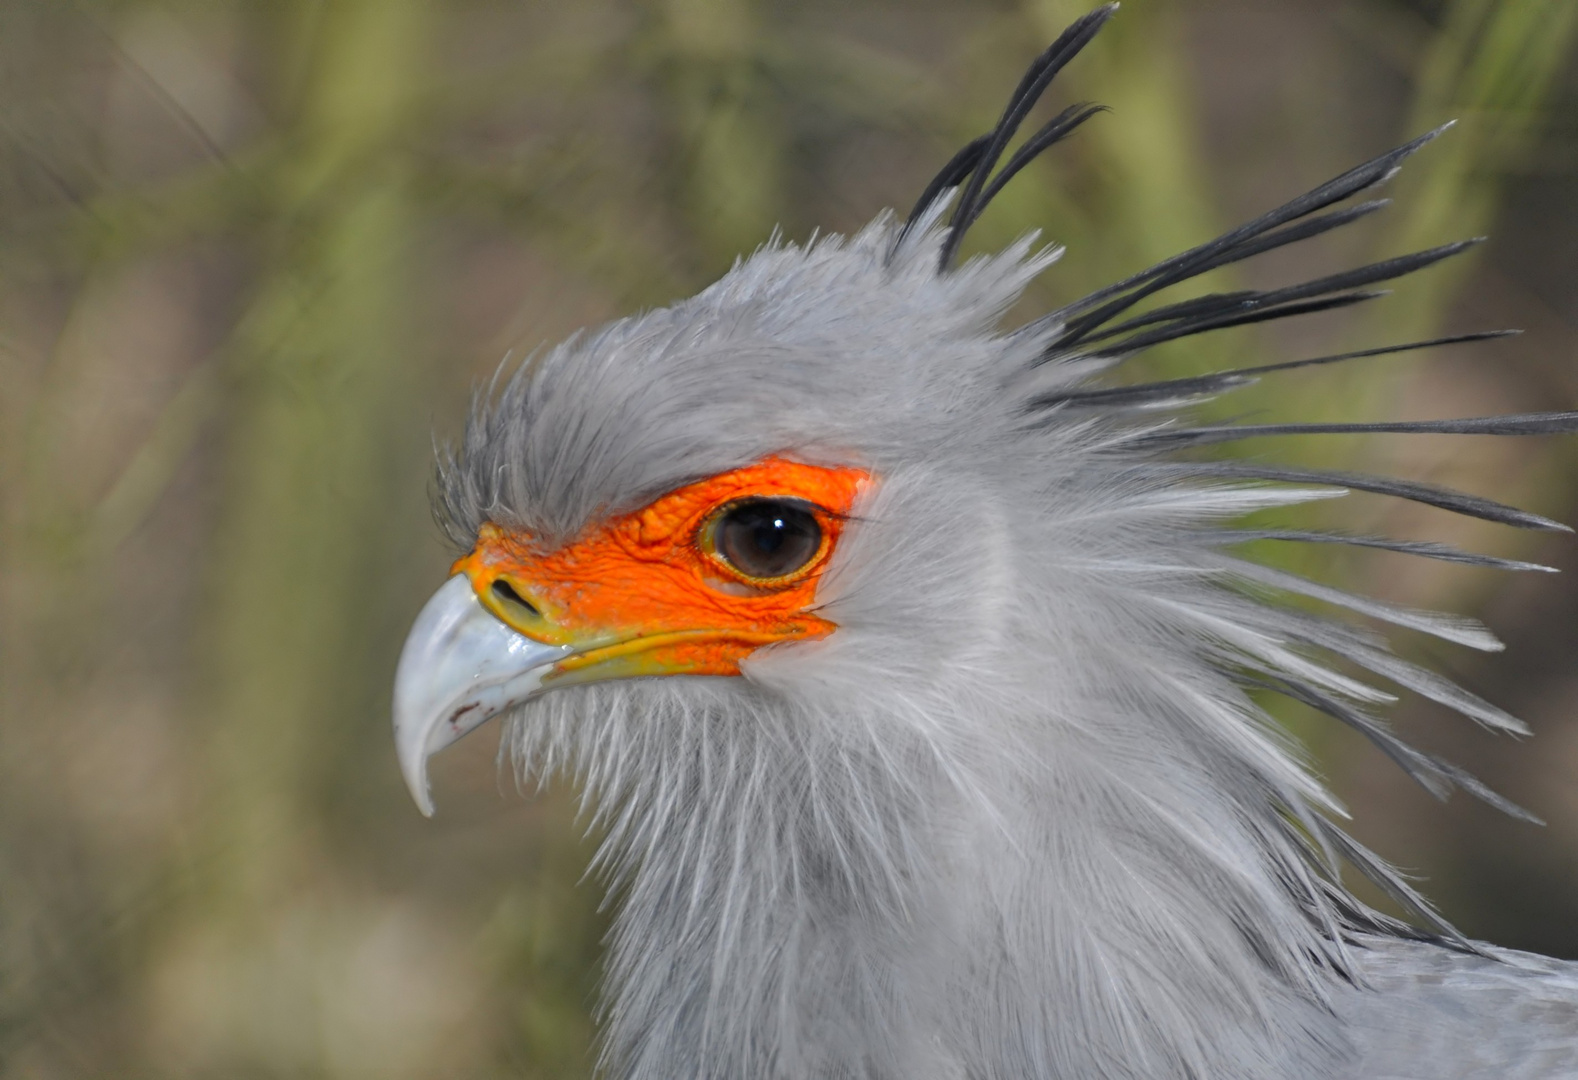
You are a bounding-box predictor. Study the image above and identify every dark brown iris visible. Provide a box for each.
[711,499,823,581]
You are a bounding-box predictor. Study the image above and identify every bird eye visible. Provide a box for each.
[707,499,824,582]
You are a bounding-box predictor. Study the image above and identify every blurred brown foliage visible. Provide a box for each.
[0,0,1575,1075]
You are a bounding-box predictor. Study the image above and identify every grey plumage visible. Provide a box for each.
[414,5,1578,1077]
[1150,460,1569,531]
[1339,937,1578,1079]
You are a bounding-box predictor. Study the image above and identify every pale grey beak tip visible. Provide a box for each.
[391,574,571,817]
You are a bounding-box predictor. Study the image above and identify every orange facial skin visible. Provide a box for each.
[451,458,872,685]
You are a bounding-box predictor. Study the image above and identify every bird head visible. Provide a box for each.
[394,215,1071,819]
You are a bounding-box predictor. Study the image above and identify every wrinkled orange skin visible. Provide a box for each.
[451,458,871,682]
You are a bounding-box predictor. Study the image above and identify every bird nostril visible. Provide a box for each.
[491,578,542,619]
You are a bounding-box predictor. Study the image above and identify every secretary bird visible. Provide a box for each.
[392,7,1578,1077]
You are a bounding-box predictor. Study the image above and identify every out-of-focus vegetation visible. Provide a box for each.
[1,0,1575,1075]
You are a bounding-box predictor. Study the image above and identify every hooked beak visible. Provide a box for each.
[392,575,571,816]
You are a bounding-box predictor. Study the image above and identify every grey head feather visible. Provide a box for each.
[433,9,1577,1080]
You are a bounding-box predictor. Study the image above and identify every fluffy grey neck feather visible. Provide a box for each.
[513,630,1353,1079]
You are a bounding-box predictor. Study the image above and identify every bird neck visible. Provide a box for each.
[569,679,1352,1080]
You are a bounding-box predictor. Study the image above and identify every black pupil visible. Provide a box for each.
[715,500,822,580]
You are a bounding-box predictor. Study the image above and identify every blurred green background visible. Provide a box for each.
[1,0,1576,1075]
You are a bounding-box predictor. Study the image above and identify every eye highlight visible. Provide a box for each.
[704,499,826,584]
